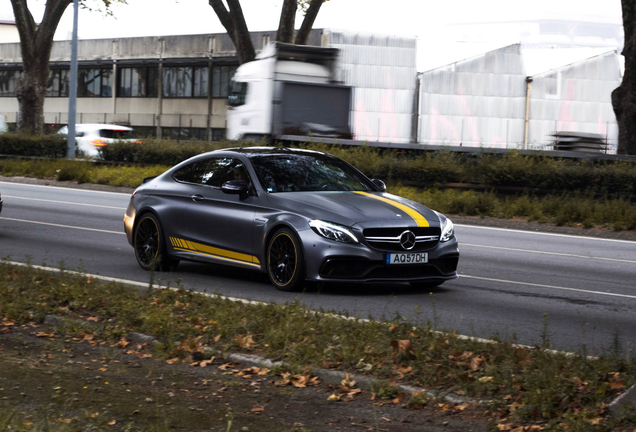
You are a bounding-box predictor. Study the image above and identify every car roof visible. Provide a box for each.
[211,146,328,158]
[75,124,133,131]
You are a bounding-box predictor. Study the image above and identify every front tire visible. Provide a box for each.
[134,213,179,271]
[267,228,304,291]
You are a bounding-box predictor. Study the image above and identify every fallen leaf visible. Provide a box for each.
[478,376,493,383]
[390,339,415,362]
[327,393,341,401]
[608,381,624,390]
[86,316,99,322]
[107,420,116,426]
[470,355,485,371]
[250,406,264,413]
[166,358,180,365]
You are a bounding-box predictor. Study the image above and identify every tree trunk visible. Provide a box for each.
[276,0,297,43]
[16,61,49,133]
[11,0,71,134]
[295,0,323,45]
[612,0,636,155]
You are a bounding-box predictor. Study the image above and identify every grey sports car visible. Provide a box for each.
[124,147,459,291]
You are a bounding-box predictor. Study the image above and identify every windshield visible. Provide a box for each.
[250,154,374,193]
[99,129,133,139]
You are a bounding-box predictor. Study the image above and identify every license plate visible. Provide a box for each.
[386,252,428,265]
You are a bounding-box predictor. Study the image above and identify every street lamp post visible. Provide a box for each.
[66,0,79,159]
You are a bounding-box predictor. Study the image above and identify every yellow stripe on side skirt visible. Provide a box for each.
[169,237,260,266]
[354,191,429,227]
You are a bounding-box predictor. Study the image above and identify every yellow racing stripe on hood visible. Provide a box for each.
[354,191,429,227]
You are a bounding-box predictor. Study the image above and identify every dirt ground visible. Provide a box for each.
[0,324,491,431]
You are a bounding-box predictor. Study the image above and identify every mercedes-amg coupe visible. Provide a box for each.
[124,147,459,291]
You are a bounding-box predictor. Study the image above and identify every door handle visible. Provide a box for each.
[191,194,203,202]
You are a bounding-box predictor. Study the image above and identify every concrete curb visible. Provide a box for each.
[609,384,636,418]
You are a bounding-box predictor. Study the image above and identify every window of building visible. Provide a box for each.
[211,128,226,141]
[46,69,70,97]
[193,67,209,97]
[162,127,208,141]
[0,69,21,97]
[163,66,211,98]
[212,65,237,98]
[118,66,158,97]
[78,68,113,97]
[163,66,193,98]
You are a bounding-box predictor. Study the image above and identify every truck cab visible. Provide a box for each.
[227,42,352,142]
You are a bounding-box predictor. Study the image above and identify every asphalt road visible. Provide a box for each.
[1,180,635,355]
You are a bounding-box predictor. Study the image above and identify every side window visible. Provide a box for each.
[173,158,249,187]
[228,81,248,107]
[172,160,210,184]
[202,158,249,187]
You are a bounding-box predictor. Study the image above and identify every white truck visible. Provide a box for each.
[226,42,353,142]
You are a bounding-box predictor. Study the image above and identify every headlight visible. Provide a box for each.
[309,220,358,244]
[439,214,455,242]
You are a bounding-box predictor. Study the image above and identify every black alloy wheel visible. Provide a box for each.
[267,228,304,291]
[134,213,179,271]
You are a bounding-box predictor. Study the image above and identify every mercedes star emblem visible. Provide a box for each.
[399,230,416,250]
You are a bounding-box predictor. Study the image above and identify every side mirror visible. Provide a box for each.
[371,179,386,192]
[222,179,249,195]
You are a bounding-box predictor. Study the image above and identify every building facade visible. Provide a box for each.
[417,44,621,152]
[0,29,418,143]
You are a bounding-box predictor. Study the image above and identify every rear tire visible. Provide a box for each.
[134,213,179,271]
[267,228,304,291]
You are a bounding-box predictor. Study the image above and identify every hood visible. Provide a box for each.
[266,191,440,229]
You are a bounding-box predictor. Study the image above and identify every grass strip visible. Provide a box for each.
[1,157,636,232]
[1,262,635,431]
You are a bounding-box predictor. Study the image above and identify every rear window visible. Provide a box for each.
[99,129,132,139]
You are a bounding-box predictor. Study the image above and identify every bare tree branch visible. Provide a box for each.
[208,0,236,45]
[226,0,256,63]
[295,0,323,45]
[276,0,297,43]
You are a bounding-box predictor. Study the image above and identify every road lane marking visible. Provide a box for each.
[456,224,636,244]
[462,243,636,265]
[0,217,124,235]
[459,274,636,299]
[0,180,132,196]
[3,195,126,210]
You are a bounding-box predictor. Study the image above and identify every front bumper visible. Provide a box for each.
[298,229,459,283]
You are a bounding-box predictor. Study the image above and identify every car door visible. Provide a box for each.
[184,157,258,268]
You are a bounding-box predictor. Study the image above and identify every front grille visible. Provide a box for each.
[363,227,441,252]
[318,255,457,281]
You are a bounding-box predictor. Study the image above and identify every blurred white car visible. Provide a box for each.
[58,124,138,157]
